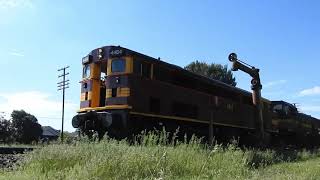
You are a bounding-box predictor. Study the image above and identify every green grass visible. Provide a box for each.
[1,132,320,180]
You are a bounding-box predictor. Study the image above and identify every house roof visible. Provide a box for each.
[42,126,60,137]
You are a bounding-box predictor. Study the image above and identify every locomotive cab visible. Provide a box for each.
[271,101,301,134]
[72,46,133,139]
[271,101,319,146]
[271,101,298,118]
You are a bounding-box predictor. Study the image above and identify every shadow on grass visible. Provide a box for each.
[242,147,320,169]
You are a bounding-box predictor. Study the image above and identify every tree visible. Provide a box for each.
[0,117,14,143]
[184,60,237,86]
[11,110,43,144]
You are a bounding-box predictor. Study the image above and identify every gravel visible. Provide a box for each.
[0,154,23,169]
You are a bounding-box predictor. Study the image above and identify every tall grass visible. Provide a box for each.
[1,131,320,179]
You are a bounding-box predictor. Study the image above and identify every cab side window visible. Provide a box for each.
[134,60,141,75]
[134,59,151,79]
[142,63,151,78]
[153,65,171,82]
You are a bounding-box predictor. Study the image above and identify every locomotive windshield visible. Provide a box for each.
[272,104,282,113]
[111,59,126,73]
[83,64,90,78]
[271,101,298,117]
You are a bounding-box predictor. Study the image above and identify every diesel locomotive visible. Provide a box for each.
[72,45,320,146]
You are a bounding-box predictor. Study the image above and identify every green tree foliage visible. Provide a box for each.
[11,110,43,144]
[0,117,14,143]
[184,60,237,86]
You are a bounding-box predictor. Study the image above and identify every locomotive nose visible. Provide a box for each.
[72,111,113,129]
[72,114,82,128]
[98,112,113,128]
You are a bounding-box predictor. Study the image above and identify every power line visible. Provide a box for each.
[57,65,70,143]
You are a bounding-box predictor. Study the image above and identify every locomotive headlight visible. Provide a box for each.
[98,48,104,59]
[228,53,238,62]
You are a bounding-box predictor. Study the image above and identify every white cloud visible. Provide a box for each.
[0,91,78,131]
[264,80,287,88]
[9,51,24,57]
[299,86,320,96]
[0,0,34,9]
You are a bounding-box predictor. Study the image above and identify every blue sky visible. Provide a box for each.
[0,0,319,131]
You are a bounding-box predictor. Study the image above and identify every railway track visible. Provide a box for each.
[0,147,34,154]
[0,147,35,169]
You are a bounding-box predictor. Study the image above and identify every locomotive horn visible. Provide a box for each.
[228,53,238,62]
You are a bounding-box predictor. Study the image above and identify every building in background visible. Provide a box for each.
[41,126,60,141]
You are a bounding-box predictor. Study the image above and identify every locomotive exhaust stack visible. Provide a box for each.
[228,53,265,142]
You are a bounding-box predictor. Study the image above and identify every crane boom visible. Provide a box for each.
[228,53,265,142]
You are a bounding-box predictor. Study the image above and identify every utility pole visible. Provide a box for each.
[57,66,70,143]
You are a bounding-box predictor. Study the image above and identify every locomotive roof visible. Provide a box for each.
[271,101,296,107]
[87,45,270,102]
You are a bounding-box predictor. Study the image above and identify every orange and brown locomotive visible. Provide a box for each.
[72,45,320,146]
